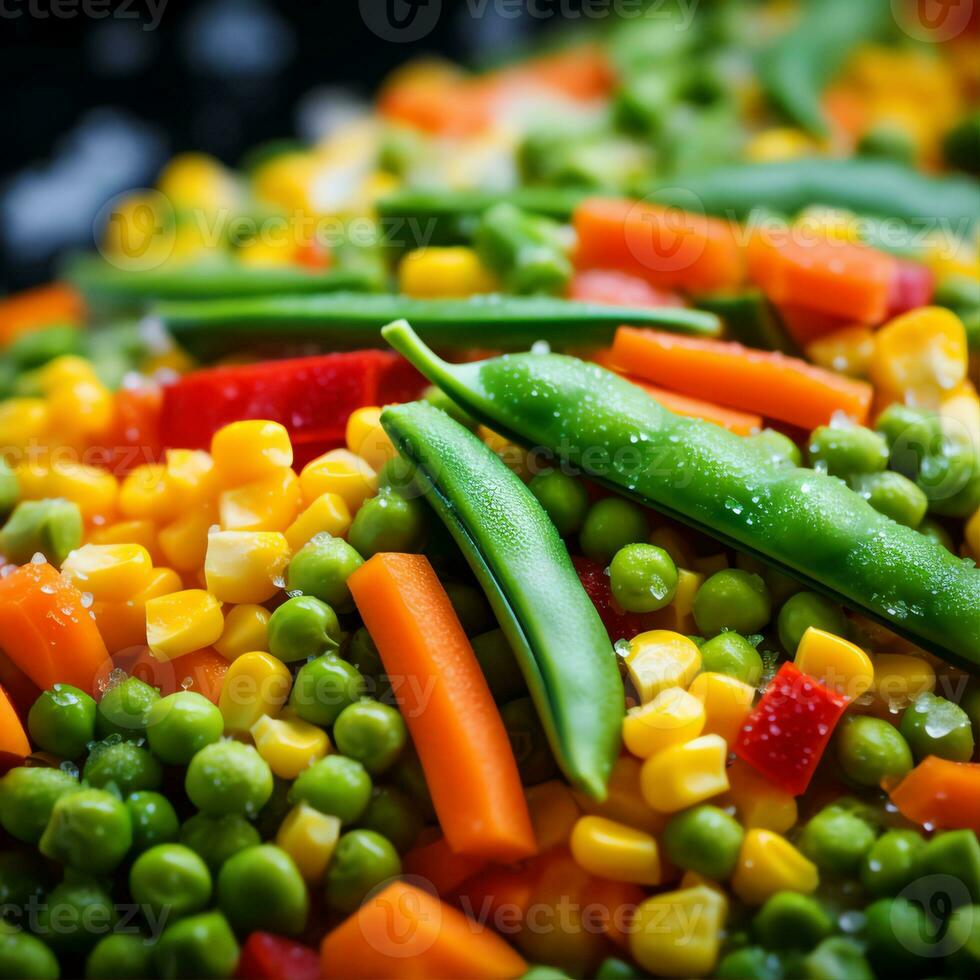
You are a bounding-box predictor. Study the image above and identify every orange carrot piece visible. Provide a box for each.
[125,647,228,704]
[610,327,873,429]
[0,283,83,346]
[623,375,763,434]
[402,836,488,897]
[488,46,615,102]
[574,197,744,292]
[349,553,536,862]
[888,756,980,833]
[379,80,491,137]
[0,562,109,695]
[320,880,528,980]
[0,684,31,766]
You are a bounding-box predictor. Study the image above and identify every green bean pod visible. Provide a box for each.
[383,321,980,671]
[380,399,623,799]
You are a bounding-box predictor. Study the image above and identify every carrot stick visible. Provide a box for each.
[887,756,980,833]
[610,327,873,429]
[0,283,83,346]
[574,197,744,292]
[320,880,528,980]
[0,562,109,695]
[349,553,536,862]
[0,684,31,766]
[125,647,228,704]
[402,835,488,897]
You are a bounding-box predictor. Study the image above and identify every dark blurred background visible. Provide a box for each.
[1,0,568,290]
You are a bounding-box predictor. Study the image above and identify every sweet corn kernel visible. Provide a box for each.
[398,246,499,298]
[158,152,238,211]
[622,687,705,759]
[15,460,118,519]
[687,672,755,744]
[238,238,296,267]
[61,543,154,601]
[300,449,377,513]
[46,379,114,447]
[145,589,224,661]
[525,780,580,852]
[219,469,301,533]
[251,712,330,779]
[648,527,695,570]
[284,493,351,550]
[89,520,162,564]
[157,507,216,573]
[869,652,936,711]
[940,382,980,453]
[219,652,292,735]
[806,326,875,379]
[732,829,819,905]
[570,815,661,885]
[573,755,667,835]
[211,420,293,486]
[92,566,182,654]
[118,464,174,522]
[630,885,727,978]
[652,568,704,633]
[640,734,729,813]
[275,803,340,882]
[626,631,702,704]
[37,355,99,392]
[345,407,397,471]
[165,449,217,509]
[0,399,49,451]
[967,507,980,559]
[204,530,290,604]
[215,604,271,660]
[725,761,798,834]
[745,127,814,163]
[795,626,874,701]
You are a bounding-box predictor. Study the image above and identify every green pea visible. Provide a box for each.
[179,813,261,872]
[349,488,426,558]
[917,436,980,518]
[500,697,557,785]
[835,716,913,787]
[860,829,927,897]
[217,845,308,936]
[82,739,162,795]
[85,933,155,980]
[153,910,239,980]
[662,804,744,880]
[520,968,570,980]
[749,428,802,468]
[579,497,649,564]
[698,632,764,685]
[185,741,273,818]
[358,786,423,854]
[594,957,644,980]
[130,844,212,921]
[333,701,407,775]
[863,897,930,973]
[126,791,180,855]
[753,892,833,950]
[267,595,342,663]
[735,553,802,606]
[715,946,784,980]
[35,878,118,954]
[28,684,96,759]
[0,766,79,843]
[850,471,928,528]
[801,937,874,980]
[285,534,363,613]
[608,543,678,613]
[921,830,980,904]
[96,677,161,741]
[900,691,975,763]
[808,424,888,478]
[0,851,48,916]
[693,569,771,636]
[324,829,402,913]
[288,654,365,727]
[444,583,494,636]
[0,922,60,979]
[289,755,372,824]
[798,804,876,874]
[0,499,82,565]
[39,787,132,875]
[875,403,941,467]
[777,591,847,655]
[528,470,590,537]
[471,629,525,703]
[145,691,223,765]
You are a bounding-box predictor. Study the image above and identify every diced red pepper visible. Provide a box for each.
[237,932,320,980]
[104,384,164,475]
[735,661,847,796]
[572,556,660,643]
[885,259,934,319]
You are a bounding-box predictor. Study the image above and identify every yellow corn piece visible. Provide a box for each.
[46,378,114,447]
[345,407,397,471]
[61,543,154,601]
[37,355,99,392]
[640,734,729,813]
[251,712,330,779]
[215,604,271,660]
[679,870,726,893]
[219,468,301,533]
[649,526,695,569]
[630,885,727,978]
[805,326,875,379]
[15,459,118,519]
[284,493,351,551]
[745,127,814,163]
[573,755,667,836]
[219,651,292,735]
[731,829,819,905]
[0,399,49,452]
[793,207,861,245]
[211,420,293,487]
[967,507,980,559]
[276,803,341,882]
[869,653,936,711]
[692,553,729,577]
[626,631,702,704]
[398,247,498,298]
[795,626,874,701]
[725,762,798,834]
[525,780,580,852]
[687,672,755,745]
[165,449,217,510]
[204,530,290,604]
[252,152,317,213]
[145,589,224,661]
[478,427,532,481]
[238,238,296,268]
[101,192,171,263]
[118,464,174,523]
[92,566,182,654]
[89,519,162,565]
[652,568,703,633]
[300,449,377,513]
[570,815,661,885]
[940,381,980,453]
[622,687,705,759]
[158,507,216,573]
[158,152,238,211]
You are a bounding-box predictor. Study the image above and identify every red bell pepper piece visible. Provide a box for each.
[105,384,164,475]
[238,932,320,980]
[885,259,934,319]
[735,661,847,796]
[572,556,659,643]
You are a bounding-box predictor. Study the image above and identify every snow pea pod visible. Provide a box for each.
[380,399,623,798]
[383,321,980,671]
